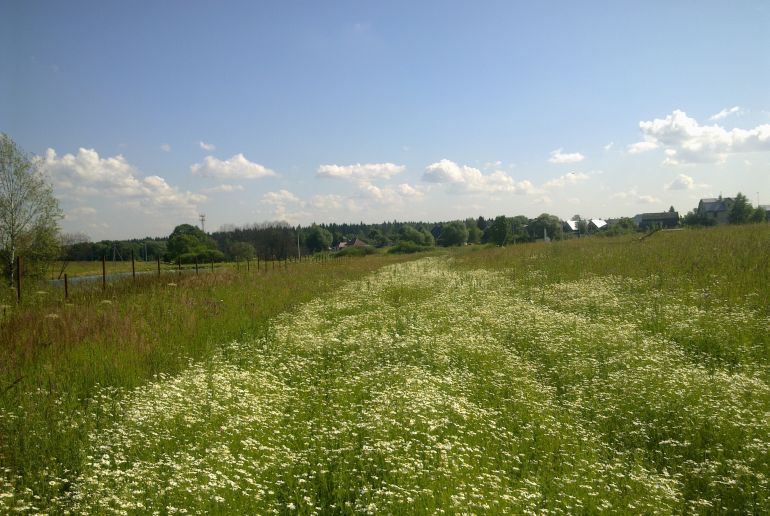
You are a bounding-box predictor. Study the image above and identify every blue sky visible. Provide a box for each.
[2,1,769,239]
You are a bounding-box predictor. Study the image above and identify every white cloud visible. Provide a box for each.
[199,141,216,151]
[627,140,659,154]
[191,154,277,179]
[604,142,614,151]
[310,194,344,210]
[709,106,742,121]
[317,163,405,182]
[423,159,535,194]
[65,206,97,219]
[203,184,244,194]
[548,148,585,164]
[612,187,661,204]
[160,143,171,152]
[665,173,708,191]
[397,183,423,198]
[632,109,770,164]
[262,189,301,206]
[38,148,205,216]
[543,171,589,189]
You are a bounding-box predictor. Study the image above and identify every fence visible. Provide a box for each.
[8,252,338,305]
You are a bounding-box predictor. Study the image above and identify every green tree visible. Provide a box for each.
[230,241,256,259]
[465,218,482,244]
[0,133,62,283]
[486,215,510,246]
[166,224,217,260]
[728,192,753,224]
[527,213,563,241]
[438,221,468,246]
[305,224,332,253]
[750,206,767,223]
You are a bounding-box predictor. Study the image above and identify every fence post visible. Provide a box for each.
[64,273,69,300]
[178,258,181,272]
[102,255,106,291]
[131,249,136,282]
[15,256,21,303]
[246,257,250,271]
[195,258,199,275]
[157,256,161,277]
[211,259,214,273]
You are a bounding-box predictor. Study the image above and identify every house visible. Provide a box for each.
[336,237,369,251]
[563,220,579,233]
[697,197,734,225]
[587,219,607,231]
[633,211,679,230]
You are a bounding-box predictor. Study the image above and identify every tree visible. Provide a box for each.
[486,215,510,246]
[750,206,767,223]
[305,224,332,253]
[166,223,219,261]
[0,134,62,283]
[230,241,256,259]
[438,221,468,246]
[465,218,482,244]
[728,192,753,224]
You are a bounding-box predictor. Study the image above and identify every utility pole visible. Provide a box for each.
[297,225,301,261]
[199,214,206,233]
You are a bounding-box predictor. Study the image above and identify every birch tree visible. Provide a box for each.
[0,133,62,283]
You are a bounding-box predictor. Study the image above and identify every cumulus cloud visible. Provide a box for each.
[612,188,660,204]
[604,142,614,151]
[317,163,405,182]
[199,141,216,151]
[665,173,708,191]
[191,154,276,179]
[709,106,742,121]
[262,189,301,206]
[423,159,535,194]
[203,184,244,194]
[160,143,171,152]
[548,149,585,164]
[630,109,770,164]
[38,148,205,216]
[627,141,659,154]
[543,171,589,189]
[258,189,310,224]
[310,194,344,210]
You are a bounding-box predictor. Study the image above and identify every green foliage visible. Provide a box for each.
[485,215,510,245]
[336,245,377,257]
[527,213,563,240]
[167,224,219,260]
[750,206,767,223]
[398,225,434,247]
[729,192,753,224]
[304,225,333,253]
[388,241,433,254]
[229,241,255,260]
[0,133,62,282]
[438,221,468,246]
[465,218,482,244]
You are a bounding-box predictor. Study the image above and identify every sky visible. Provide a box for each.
[2,1,769,240]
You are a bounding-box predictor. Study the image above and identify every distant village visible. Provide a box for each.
[59,194,769,266]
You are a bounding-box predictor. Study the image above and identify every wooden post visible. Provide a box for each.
[157,256,161,277]
[211,259,214,273]
[15,256,21,303]
[178,258,181,271]
[64,273,69,299]
[272,255,275,271]
[131,249,136,282]
[195,257,198,275]
[102,255,106,290]
[246,257,250,271]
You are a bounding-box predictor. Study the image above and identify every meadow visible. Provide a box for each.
[1,225,769,513]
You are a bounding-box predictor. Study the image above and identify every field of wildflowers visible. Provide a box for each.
[2,225,769,513]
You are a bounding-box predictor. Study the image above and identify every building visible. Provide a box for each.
[587,219,607,231]
[563,220,579,233]
[633,211,680,230]
[697,197,734,225]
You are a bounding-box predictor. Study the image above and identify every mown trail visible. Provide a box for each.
[49,257,769,514]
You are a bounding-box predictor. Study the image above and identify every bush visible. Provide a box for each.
[177,249,226,264]
[336,246,376,257]
[388,241,433,254]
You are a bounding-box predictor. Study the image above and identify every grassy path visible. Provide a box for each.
[26,256,769,514]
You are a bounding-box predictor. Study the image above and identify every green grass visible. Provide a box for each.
[2,225,769,513]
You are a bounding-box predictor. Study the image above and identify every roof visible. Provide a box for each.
[637,212,679,220]
[699,198,733,212]
[589,219,607,229]
[564,220,579,231]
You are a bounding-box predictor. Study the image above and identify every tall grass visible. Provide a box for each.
[0,253,413,507]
